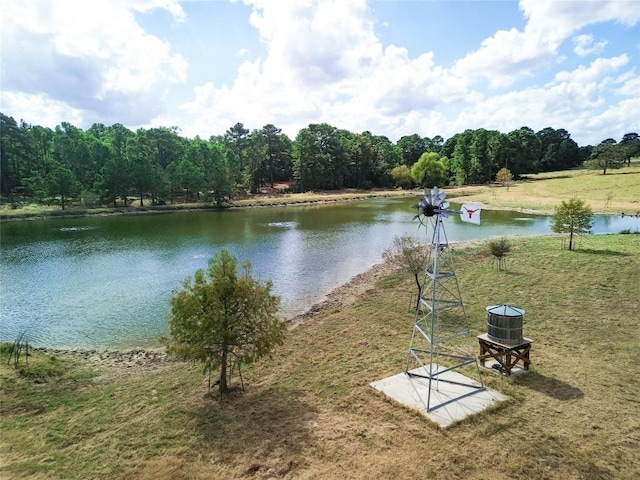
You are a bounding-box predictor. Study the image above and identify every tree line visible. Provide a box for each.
[1,112,638,209]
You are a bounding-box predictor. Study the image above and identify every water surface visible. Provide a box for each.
[0,198,634,349]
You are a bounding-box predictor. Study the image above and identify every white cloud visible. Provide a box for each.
[520,0,640,29]
[573,34,608,56]
[0,0,187,127]
[182,0,470,138]
[452,0,640,88]
[444,53,637,145]
[615,73,640,97]
[247,0,380,84]
[181,0,638,144]
[1,0,637,146]
[130,0,187,22]
[554,54,629,84]
[1,91,85,127]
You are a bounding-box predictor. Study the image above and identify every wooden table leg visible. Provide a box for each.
[477,337,532,376]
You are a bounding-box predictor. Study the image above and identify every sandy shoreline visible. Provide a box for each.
[0,190,417,222]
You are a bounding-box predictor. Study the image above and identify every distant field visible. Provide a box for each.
[2,234,638,479]
[449,160,640,214]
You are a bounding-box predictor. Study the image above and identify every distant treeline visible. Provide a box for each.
[1,112,638,209]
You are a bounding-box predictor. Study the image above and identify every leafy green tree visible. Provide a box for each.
[470,128,494,183]
[552,198,593,251]
[505,127,542,177]
[176,158,205,201]
[0,114,26,197]
[293,124,337,191]
[224,123,250,192]
[587,141,626,174]
[445,129,502,184]
[361,133,399,188]
[536,127,581,172]
[23,124,55,183]
[440,134,458,159]
[126,129,158,206]
[48,165,80,210]
[342,131,390,189]
[261,124,292,188]
[348,131,379,189]
[95,157,130,207]
[51,122,96,190]
[451,131,475,185]
[411,152,448,187]
[246,128,267,194]
[488,131,509,174]
[22,172,48,201]
[390,165,414,189]
[206,143,235,206]
[397,134,427,166]
[430,135,445,154]
[146,126,187,169]
[166,249,285,395]
[148,162,171,205]
[85,134,112,181]
[620,133,640,165]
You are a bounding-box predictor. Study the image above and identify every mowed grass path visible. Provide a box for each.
[1,234,639,479]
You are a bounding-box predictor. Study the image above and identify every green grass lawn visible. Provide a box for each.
[2,234,638,479]
[450,160,640,214]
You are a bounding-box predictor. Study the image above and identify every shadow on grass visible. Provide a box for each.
[574,249,632,256]
[513,371,584,401]
[192,386,318,458]
[520,174,573,181]
[608,169,640,176]
[498,269,524,276]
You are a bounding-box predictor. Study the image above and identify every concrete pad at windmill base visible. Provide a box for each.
[370,366,507,428]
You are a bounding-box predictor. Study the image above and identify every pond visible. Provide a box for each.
[0,197,635,349]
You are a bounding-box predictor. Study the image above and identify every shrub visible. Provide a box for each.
[488,237,511,270]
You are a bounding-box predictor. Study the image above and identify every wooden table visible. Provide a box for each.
[477,333,532,376]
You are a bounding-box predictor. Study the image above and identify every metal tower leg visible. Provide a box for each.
[405,214,485,412]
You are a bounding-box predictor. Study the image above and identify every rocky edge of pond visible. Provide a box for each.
[28,241,492,371]
[24,237,498,372]
[29,257,405,370]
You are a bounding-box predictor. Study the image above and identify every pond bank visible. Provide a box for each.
[29,257,401,367]
[25,239,490,367]
[0,189,417,222]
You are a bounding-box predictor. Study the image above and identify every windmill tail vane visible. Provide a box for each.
[459,203,482,225]
[414,187,482,225]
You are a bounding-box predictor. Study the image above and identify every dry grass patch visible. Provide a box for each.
[449,161,640,214]
[230,189,414,208]
[1,235,639,479]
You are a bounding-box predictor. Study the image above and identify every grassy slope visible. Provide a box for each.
[448,161,640,214]
[1,234,639,480]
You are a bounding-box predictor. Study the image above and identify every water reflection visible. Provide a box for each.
[0,198,636,349]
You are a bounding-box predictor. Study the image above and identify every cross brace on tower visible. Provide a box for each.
[405,187,485,412]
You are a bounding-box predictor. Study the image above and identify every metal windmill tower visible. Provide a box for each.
[405,187,486,412]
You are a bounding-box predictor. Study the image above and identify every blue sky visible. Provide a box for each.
[1,0,638,146]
